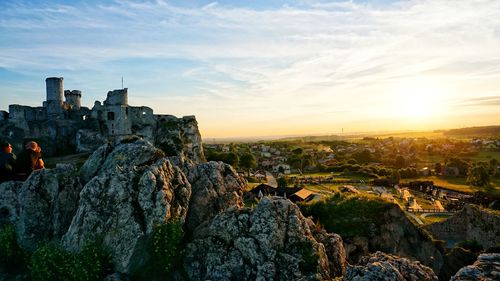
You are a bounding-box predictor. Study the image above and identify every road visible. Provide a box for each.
[266,171,278,188]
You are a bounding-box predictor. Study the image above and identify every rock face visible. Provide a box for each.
[0,164,82,250]
[425,204,500,249]
[0,181,24,228]
[345,251,438,281]
[184,197,346,281]
[155,115,205,163]
[185,161,246,232]
[340,202,444,273]
[451,253,500,281]
[62,139,191,273]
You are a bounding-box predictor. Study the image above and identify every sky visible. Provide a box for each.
[1,0,499,138]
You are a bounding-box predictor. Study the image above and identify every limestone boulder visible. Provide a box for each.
[184,197,346,281]
[155,115,205,163]
[184,161,246,232]
[345,251,438,281]
[0,181,23,228]
[451,253,500,281]
[15,164,82,250]
[63,140,191,274]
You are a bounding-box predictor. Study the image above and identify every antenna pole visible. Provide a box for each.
[121,77,124,89]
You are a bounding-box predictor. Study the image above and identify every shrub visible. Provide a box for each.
[456,240,483,253]
[0,224,28,273]
[133,220,185,280]
[290,241,318,273]
[300,193,392,238]
[29,242,112,281]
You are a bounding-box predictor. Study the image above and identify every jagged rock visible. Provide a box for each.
[76,129,107,153]
[14,164,82,250]
[345,251,438,281]
[0,181,23,228]
[155,115,205,163]
[343,203,444,273]
[184,161,246,232]
[309,223,346,277]
[63,140,191,273]
[79,143,112,183]
[451,253,500,281]
[425,204,500,249]
[184,197,345,281]
[79,139,163,183]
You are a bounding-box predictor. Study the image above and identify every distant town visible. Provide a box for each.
[205,127,500,223]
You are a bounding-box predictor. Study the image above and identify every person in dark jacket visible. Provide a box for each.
[15,141,44,180]
[0,141,16,183]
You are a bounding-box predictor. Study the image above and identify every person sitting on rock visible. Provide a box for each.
[0,141,16,183]
[15,141,44,180]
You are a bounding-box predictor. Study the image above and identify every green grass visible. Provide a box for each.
[409,176,500,196]
[421,214,452,225]
[469,151,500,162]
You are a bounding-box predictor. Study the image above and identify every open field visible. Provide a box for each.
[408,176,500,196]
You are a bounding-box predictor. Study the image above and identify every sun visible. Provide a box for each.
[390,78,448,119]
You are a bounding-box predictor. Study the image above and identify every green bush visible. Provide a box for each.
[456,240,483,253]
[151,221,184,276]
[300,193,392,238]
[0,224,28,273]
[29,242,112,281]
[133,220,185,280]
[290,241,318,273]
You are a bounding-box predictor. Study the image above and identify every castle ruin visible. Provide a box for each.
[0,77,205,161]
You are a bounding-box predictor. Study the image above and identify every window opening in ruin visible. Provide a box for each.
[142,111,146,115]
[82,115,86,121]
[126,107,129,115]
[108,112,115,120]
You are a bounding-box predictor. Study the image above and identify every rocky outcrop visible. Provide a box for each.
[184,197,346,281]
[185,161,246,232]
[0,181,23,228]
[0,164,82,250]
[62,139,190,273]
[451,253,500,281]
[155,115,205,163]
[362,205,444,273]
[425,204,500,249]
[345,251,438,281]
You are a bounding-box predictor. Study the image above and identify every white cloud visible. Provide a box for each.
[1,0,499,136]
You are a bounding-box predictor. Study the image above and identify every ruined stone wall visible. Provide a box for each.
[64,90,82,109]
[104,89,128,106]
[0,111,8,122]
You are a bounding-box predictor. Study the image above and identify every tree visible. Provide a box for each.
[394,155,406,169]
[352,149,372,164]
[224,152,239,167]
[277,177,288,188]
[467,162,490,187]
[391,169,401,184]
[489,158,499,176]
[239,153,256,176]
[292,147,303,155]
[434,162,442,175]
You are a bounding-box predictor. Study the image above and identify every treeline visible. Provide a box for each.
[444,126,500,137]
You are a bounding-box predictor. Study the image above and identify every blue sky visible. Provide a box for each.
[1,0,499,137]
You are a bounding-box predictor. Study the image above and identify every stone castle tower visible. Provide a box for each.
[44,77,64,116]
